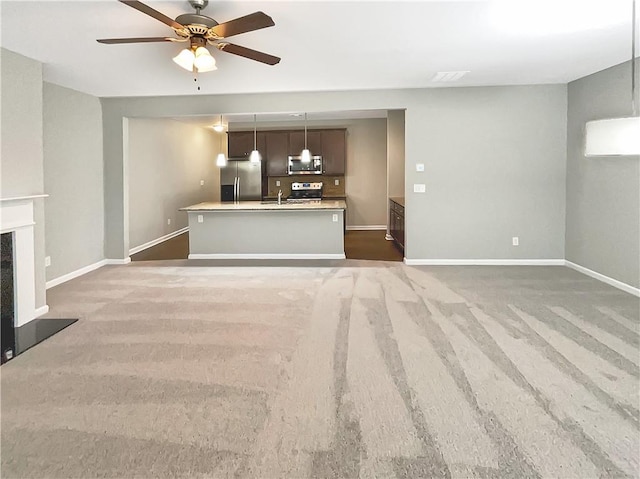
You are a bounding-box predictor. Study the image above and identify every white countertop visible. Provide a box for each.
[180,200,347,212]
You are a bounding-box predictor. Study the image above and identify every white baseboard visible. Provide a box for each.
[346,225,387,231]
[565,261,640,297]
[385,234,394,241]
[129,227,188,255]
[46,259,108,289]
[105,257,131,265]
[46,256,132,290]
[34,305,49,318]
[404,259,565,266]
[189,253,346,260]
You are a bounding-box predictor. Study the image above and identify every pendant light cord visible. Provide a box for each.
[633,0,637,116]
[253,114,257,149]
[304,113,308,149]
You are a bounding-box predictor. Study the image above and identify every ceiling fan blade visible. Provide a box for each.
[209,12,274,39]
[97,37,178,44]
[216,43,280,65]
[118,0,186,32]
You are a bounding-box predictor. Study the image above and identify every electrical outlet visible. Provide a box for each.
[200,180,205,186]
[45,256,51,267]
[167,218,171,225]
[414,184,426,193]
[512,236,519,246]
[334,179,340,186]
[197,215,204,223]
[276,180,281,186]
[332,214,338,222]
[416,163,425,172]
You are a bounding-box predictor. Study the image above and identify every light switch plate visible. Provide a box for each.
[197,215,204,223]
[416,163,425,172]
[332,214,338,222]
[45,256,51,267]
[276,180,281,186]
[334,179,340,186]
[200,180,205,186]
[414,184,426,193]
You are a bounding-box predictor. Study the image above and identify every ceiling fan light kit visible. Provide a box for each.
[98,0,280,74]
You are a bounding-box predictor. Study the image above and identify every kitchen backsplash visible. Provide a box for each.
[267,175,346,198]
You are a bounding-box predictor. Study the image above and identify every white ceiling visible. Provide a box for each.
[0,0,636,98]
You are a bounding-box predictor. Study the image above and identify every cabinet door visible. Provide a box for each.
[265,131,289,176]
[228,131,255,158]
[321,129,346,175]
[289,130,322,156]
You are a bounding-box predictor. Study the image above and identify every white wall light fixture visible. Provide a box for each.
[585,0,640,157]
[249,114,261,163]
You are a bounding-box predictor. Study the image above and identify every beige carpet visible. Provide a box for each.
[1,261,638,478]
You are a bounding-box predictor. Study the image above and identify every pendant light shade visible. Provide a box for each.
[216,152,227,167]
[250,114,261,163]
[585,117,640,156]
[301,112,311,163]
[584,0,639,156]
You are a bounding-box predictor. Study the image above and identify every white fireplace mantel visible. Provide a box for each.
[1,194,48,327]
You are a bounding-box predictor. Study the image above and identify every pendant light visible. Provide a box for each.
[301,112,311,163]
[249,114,261,163]
[215,115,227,167]
[213,114,225,133]
[585,0,640,156]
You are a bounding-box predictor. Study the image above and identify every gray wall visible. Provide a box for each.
[229,117,388,227]
[566,61,640,288]
[43,82,104,281]
[0,48,46,308]
[387,110,405,199]
[127,118,219,250]
[344,118,387,227]
[405,85,567,260]
[101,85,567,262]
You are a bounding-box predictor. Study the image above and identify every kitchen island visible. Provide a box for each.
[180,200,346,259]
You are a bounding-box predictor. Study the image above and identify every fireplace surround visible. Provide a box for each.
[0,195,48,334]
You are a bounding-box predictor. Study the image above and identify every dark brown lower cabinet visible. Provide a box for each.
[389,199,404,250]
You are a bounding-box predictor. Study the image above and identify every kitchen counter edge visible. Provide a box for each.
[180,200,347,212]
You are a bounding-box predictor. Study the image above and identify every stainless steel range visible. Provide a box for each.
[287,182,323,202]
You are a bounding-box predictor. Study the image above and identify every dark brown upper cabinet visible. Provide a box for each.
[264,131,289,177]
[321,129,346,175]
[228,131,266,158]
[289,130,322,157]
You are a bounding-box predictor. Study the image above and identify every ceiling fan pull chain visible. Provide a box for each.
[193,71,201,91]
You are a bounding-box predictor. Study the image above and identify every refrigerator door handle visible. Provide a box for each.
[234,176,238,202]
[236,176,240,202]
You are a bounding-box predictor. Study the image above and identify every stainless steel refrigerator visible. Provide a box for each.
[220,158,262,202]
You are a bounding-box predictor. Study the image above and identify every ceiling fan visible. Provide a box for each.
[97,0,280,73]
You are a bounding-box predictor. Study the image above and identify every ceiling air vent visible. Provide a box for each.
[431,71,470,82]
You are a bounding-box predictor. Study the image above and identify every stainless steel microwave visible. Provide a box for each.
[288,155,323,175]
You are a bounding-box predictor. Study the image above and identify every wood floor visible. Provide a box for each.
[131,230,403,262]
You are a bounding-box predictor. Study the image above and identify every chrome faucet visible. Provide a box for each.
[277,189,283,205]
